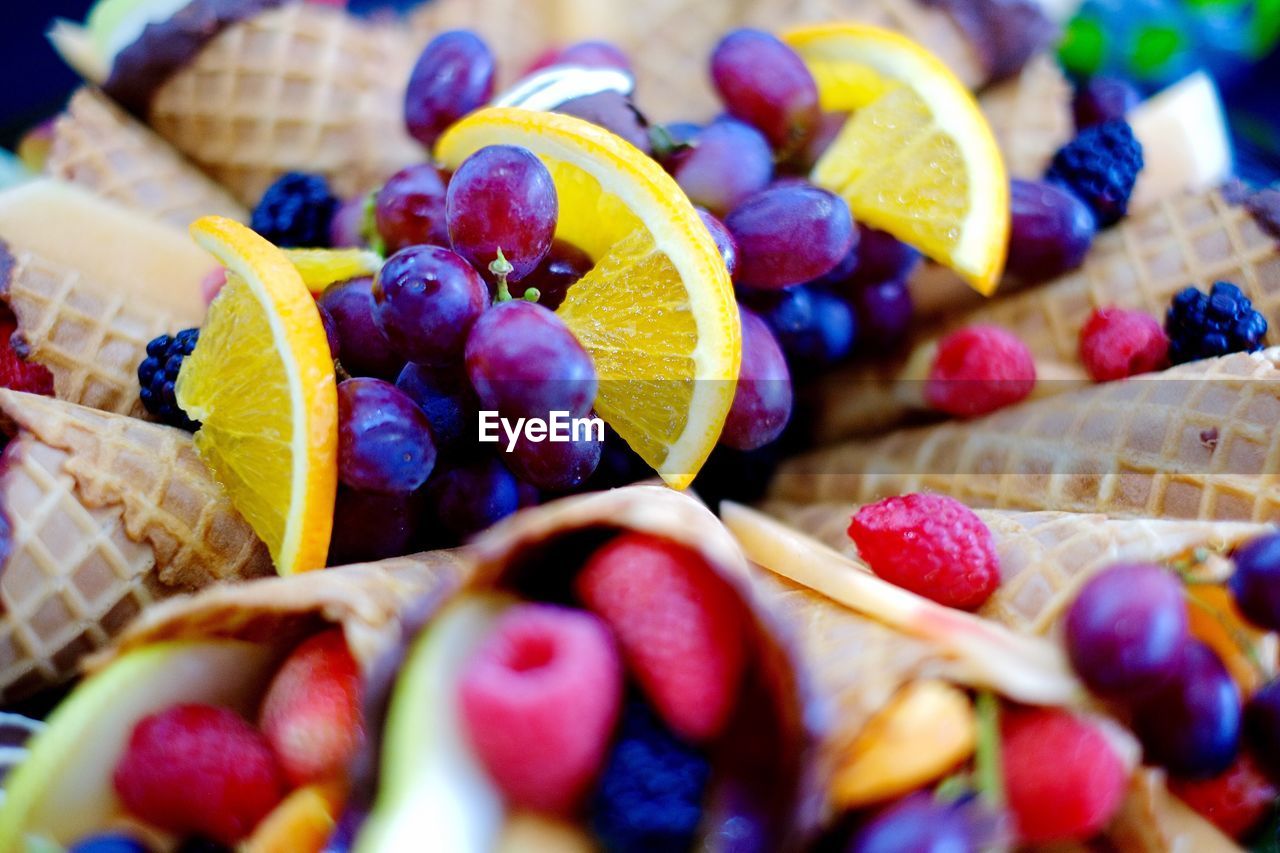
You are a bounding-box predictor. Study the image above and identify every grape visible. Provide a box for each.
[529,40,632,74]
[690,441,784,511]
[1245,679,1280,778]
[446,145,558,283]
[465,301,597,421]
[373,246,489,366]
[585,424,650,490]
[669,118,773,216]
[725,184,855,289]
[710,29,820,157]
[395,362,475,455]
[317,303,341,361]
[809,242,860,289]
[721,307,791,451]
[848,793,974,853]
[1073,76,1141,131]
[851,277,914,348]
[506,429,603,492]
[659,121,702,150]
[328,196,368,249]
[847,224,920,289]
[337,378,437,494]
[1228,532,1280,631]
[1132,640,1241,778]
[697,209,738,279]
[746,285,857,372]
[374,164,450,254]
[424,457,521,545]
[327,487,423,566]
[1005,179,1096,285]
[555,92,653,156]
[317,278,404,379]
[796,110,849,172]
[521,239,592,311]
[405,31,495,148]
[1064,563,1189,698]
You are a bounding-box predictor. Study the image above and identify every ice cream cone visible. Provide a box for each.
[0,390,272,701]
[772,348,1280,521]
[45,88,247,229]
[979,53,1073,179]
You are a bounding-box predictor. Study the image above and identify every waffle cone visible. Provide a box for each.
[978,53,1073,179]
[772,349,1280,521]
[0,390,271,700]
[46,88,247,229]
[145,3,421,205]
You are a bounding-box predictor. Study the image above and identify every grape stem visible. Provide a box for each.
[490,248,515,302]
[973,691,1005,809]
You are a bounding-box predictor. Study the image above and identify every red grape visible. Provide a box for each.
[327,487,424,565]
[373,246,489,366]
[528,40,632,74]
[721,307,791,451]
[670,118,773,216]
[697,209,738,279]
[317,278,404,379]
[521,239,593,311]
[1133,640,1241,778]
[506,429,603,493]
[395,362,475,455]
[405,31,495,148]
[725,184,855,289]
[710,29,820,157]
[374,164,450,253]
[1006,179,1096,285]
[554,92,653,156]
[337,378,436,494]
[424,457,522,545]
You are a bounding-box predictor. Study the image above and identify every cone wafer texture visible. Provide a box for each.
[979,53,1073,179]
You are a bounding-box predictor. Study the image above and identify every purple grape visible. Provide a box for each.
[1228,531,1280,631]
[849,793,975,853]
[1065,563,1189,698]
[586,424,650,490]
[747,285,857,372]
[373,246,489,366]
[851,277,914,349]
[1245,679,1280,778]
[697,209,738,279]
[1005,179,1096,285]
[317,278,404,379]
[725,184,856,289]
[465,300,597,421]
[1073,76,1141,131]
[796,110,848,172]
[337,378,437,494]
[521,239,592,311]
[660,121,702,149]
[531,40,632,74]
[424,457,521,544]
[554,92,653,156]
[1132,640,1241,778]
[317,303,341,361]
[394,362,475,455]
[809,242,860,289]
[670,118,774,216]
[506,428,603,492]
[847,224,920,289]
[374,164,450,253]
[327,487,423,565]
[710,29,820,157]
[329,196,368,249]
[404,31,495,148]
[446,145,558,283]
[721,307,791,451]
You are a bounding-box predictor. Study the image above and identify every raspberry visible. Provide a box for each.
[0,309,54,397]
[458,603,622,813]
[1002,709,1128,844]
[575,533,746,742]
[1170,752,1278,840]
[1046,120,1143,227]
[924,325,1036,419]
[1165,282,1268,366]
[250,172,338,248]
[113,704,284,844]
[137,330,200,431]
[848,493,1000,610]
[1079,306,1169,382]
[589,697,711,853]
[258,629,364,787]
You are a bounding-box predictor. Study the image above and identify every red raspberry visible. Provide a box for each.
[1002,709,1128,844]
[458,603,622,813]
[848,494,1000,610]
[113,704,284,844]
[576,533,746,742]
[1170,752,1278,840]
[0,309,53,397]
[1079,306,1169,382]
[924,325,1035,418]
[259,629,364,786]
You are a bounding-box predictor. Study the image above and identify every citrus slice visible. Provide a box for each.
[284,247,384,294]
[176,216,338,575]
[436,108,740,489]
[784,23,1009,294]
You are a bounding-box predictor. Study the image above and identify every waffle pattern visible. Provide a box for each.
[979,54,1073,178]
[46,89,248,229]
[770,349,1280,522]
[148,3,422,206]
[0,245,186,419]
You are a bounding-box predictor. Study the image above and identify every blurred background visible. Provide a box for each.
[2,0,1279,181]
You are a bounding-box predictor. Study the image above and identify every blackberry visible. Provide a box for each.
[1165,282,1268,366]
[250,172,338,247]
[1045,120,1143,228]
[138,330,200,431]
[589,698,710,853]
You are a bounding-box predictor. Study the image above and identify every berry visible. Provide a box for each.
[924,325,1036,418]
[589,697,710,853]
[327,487,423,565]
[697,208,738,279]
[423,457,521,545]
[710,29,820,157]
[1169,752,1277,840]
[0,311,54,397]
[1245,679,1280,779]
[394,362,475,455]
[520,239,592,311]
[458,604,622,813]
[328,195,367,249]
[113,704,284,844]
[1165,282,1268,366]
[259,629,364,786]
[555,93,654,156]
[725,184,856,289]
[845,224,919,290]
[373,246,489,367]
[69,835,154,853]
[374,164,450,254]
[1065,563,1188,698]
[1006,178,1096,285]
[1079,306,1169,382]
[670,118,774,217]
[505,427,602,493]
[1231,532,1280,632]
[1073,76,1141,131]
[1132,640,1241,778]
[576,533,746,741]
[746,285,857,374]
[250,172,337,248]
[1046,120,1144,227]
[1001,709,1128,843]
[137,329,200,431]
[528,40,632,74]
[850,276,913,349]
[317,302,341,361]
[317,277,404,379]
[405,31,495,149]
[721,306,792,451]
[848,792,975,853]
[336,378,436,494]
[847,493,1000,610]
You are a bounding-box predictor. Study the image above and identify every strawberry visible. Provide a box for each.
[1170,752,1278,840]
[575,533,746,742]
[0,308,53,396]
[259,629,364,786]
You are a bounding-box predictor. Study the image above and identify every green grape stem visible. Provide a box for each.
[490,248,515,302]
